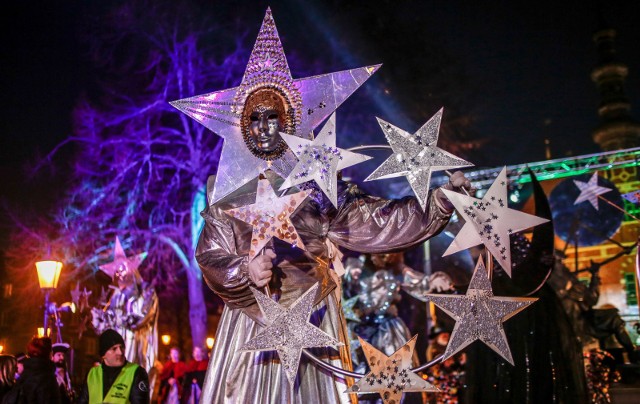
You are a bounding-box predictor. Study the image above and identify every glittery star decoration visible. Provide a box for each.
[239,282,342,389]
[98,237,147,281]
[342,295,361,323]
[346,335,438,403]
[224,177,311,261]
[279,113,372,207]
[622,189,640,205]
[573,172,613,210]
[442,167,549,276]
[365,108,473,210]
[424,256,537,365]
[170,8,380,204]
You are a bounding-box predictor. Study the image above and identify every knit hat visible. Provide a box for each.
[52,342,70,354]
[99,329,125,357]
[26,337,52,358]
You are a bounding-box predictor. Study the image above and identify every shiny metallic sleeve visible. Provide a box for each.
[195,206,254,309]
[328,187,453,253]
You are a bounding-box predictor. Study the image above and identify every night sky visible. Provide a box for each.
[1,0,639,265]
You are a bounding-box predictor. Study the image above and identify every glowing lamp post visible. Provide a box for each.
[35,260,62,337]
[206,337,215,350]
[161,334,171,346]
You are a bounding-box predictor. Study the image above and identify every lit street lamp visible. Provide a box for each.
[35,259,74,343]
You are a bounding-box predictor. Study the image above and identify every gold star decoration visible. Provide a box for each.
[346,335,438,403]
[239,283,342,390]
[424,256,537,365]
[224,177,311,261]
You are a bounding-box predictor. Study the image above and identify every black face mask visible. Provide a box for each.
[54,360,66,369]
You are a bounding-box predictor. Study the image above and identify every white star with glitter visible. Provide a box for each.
[239,283,342,390]
[424,256,537,365]
[224,177,311,261]
[442,167,549,276]
[365,108,473,210]
[346,335,438,403]
[279,113,371,207]
[170,9,380,204]
[573,172,613,210]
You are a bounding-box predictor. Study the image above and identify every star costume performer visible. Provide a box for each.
[176,9,463,404]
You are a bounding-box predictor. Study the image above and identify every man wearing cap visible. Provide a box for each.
[52,342,75,404]
[78,329,150,404]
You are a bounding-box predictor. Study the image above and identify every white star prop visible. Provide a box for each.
[98,237,147,281]
[224,177,311,261]
[170,9,380,204]
[573,172,613,210]
[442,167,548,276]
[279,113,371,207]
[365,108,473,210]
[345,335,438,403]
[424,256,537,365]
[239,283,342,389]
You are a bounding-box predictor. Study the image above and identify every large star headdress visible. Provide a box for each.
[224,177,311,261]
[279,113,372,207]
[442,167,548,276]
[345,335,438,403]
[98,236,147,281]
[424,256,537,365]
[573,172,613,210]
[239,283,342,390]
[365,108,473,209]
[170,8,380,204]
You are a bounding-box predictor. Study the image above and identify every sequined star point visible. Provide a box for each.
[442,167,548,276]
[98,237,147,281]
[346,335,438,403]
[342,295,361,323]
[170,9,380,204]
[224,177,311,261]
[365,108,473,209]
[573,172,613,210]
[239,283,342,389]
[424,256,537,365]
[279,113,371,207]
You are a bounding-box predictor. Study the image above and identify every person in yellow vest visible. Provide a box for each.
[78,329,150,404]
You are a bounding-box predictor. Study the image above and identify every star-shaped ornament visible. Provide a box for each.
[573,172,613,210]
[98,237,147,281]
[341,295,361,323]
[424,256,537,365]
[170,8,380,204]
[80,288,93,313]
[239,283,342,389]
[622,189,640,205]
[279,113,371,207]
[70,283,82,308]
[224,177,311,261]
[365,108,473,210]
[346,335,438,403]
[442,167,549,276]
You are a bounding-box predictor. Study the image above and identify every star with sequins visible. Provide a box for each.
[224,177,311,261]
[279,113,371,207]
[239,283,342,389]
[365,108,473,210]
[424,256,537,365]
[346,335,437,403]
[170,8,380,204]
[622,189,640,205]
[341,295,361,323]
[573,172,613,210]
[98,237,147,281]
[442,167,548,276]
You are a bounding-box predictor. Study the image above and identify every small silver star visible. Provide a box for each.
[573,172,613,210]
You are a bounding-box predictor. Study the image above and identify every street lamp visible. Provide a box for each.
[35,259,62,340]
[206,337,215,350]
[161,334,171,346]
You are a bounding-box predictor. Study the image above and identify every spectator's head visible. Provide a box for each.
[192,346,204,361]
[26,337,52,358]
[52,342,70,368]
[169,347,180,363]
[99,329,126,367]
[0,355,17,386]
[14,353,26,378]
